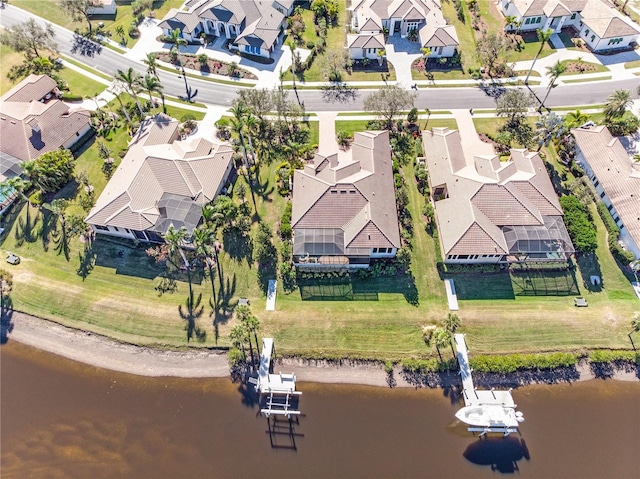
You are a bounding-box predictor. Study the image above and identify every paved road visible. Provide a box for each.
[1,5,639,110]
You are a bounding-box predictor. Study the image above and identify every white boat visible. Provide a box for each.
[455,405,524,429]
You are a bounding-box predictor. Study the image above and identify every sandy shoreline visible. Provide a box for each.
[4,310,639,387]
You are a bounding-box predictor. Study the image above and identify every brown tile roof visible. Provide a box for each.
[292,130,401,251]
[423,127,570,257]
[0,74,90,162]
[419,23,459,48]
[86,115,233,233]
[572,125,640,253]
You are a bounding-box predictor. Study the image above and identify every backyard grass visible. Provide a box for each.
[0,45,25,95]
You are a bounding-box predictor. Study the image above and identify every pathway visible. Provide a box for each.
[450,109,495,161]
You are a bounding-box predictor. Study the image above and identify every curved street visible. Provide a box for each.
[1,5,639,111]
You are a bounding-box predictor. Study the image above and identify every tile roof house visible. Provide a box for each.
[87,0,117,15]
[0,74,91,163]
[85,114,234,243]
[423,127,574,264]
[159,0,293,59]
[572,124,640,259]
[291,130,401,268]
[501,0,640,51]
[347,0,459,60]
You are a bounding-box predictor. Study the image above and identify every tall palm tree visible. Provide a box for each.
[169,28,187,62]
[43,198,69,228]
[540,60,567,108]
[525,28,554,85]
[288,40,297,90]
[115,25,126,46]
[143,52,159,80]
[1,176,30,203]
[504,15,518,31]
[116,67,144,116]
[230,103,250,169]
[565,109,589,129]
[111,88,132,126]
[443,313,461,334]
[192,226,217,304]
[163,225,188,269]
[142,74,165,112]
[433,327,451,362]
[244,114,257,166]
[604,89,632,121]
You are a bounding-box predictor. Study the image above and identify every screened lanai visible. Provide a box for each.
[502,216,575,261]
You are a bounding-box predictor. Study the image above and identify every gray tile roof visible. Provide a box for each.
[292,131,401,253]
[572,125,640,254]
[86,115,234,234]
[0,74,91,162]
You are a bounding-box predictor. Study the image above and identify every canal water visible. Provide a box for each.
[1,342,639,478]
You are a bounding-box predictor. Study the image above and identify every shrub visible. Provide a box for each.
[279,201,292,239]
[589,350,640,365]
[469,352,578,373]
[181,113,197,122]
[605,114,640,137]
[384,360,394,374]
[596,201,635,264]
[29,190,43,206]
[559,195,597,253]
[227,348,245,367]
[24,149,75,193]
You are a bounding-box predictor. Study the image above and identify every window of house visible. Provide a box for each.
[607,204,613,211]
[536,17,542,23]
[373,248,378,253]
[525,18,530,24]
[95,225,109,231]
[458,255,469,259]
[613,216,620,223]
[585,28,589,36]
[113,226,120,232]
[570,13,576,20]
[591,34,595,42]
[593,180,599,187]
[600,191,606,198]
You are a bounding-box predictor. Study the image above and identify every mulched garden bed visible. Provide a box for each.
[155,52,258,80]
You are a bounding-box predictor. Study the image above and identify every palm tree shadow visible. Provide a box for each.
[179,290,206,342]
[15,206,40,246]
[52,227,71,261]
[211,273,236,343]
[39,208,56,252]
[77,240,96,281]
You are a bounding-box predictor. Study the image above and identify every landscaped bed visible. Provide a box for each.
[154,52,257,80]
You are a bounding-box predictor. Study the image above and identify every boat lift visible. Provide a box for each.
[249,338,301,419]
[454,334,524,437]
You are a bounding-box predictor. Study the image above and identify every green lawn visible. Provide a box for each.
[559,60,610,74]
[12,0,185,48]
[57,68,107,98]
[506,33,556,63]
[336,119,458,137]
[441,0,479,71]
[0,45,25,95]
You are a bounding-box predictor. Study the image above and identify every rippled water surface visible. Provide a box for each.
[1,343,639,478]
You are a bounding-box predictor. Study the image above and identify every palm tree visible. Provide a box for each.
[143,52,159,80]
[245,315,260,360]
[116,67,144,116]
[192,226,217,304]
[244,114,257,166]
[535,112,565,151]
[525,28,554,85]
[565,109,589,129]
[169,28,187,63]
[43,198,69,228]
[230,103,250,169]
[142,74,164,112]
[163,225,188,269]
[443,313,461,334]
[629,311,640,349]
[115,25,126,46]
[433,327,451,362]
[504,15,519,32]
[423,108,431,129]
[540,60,567,109]
[1,176,30,204]
[604,89,632,121]
[229,324,247,359]
[288,40,297,90]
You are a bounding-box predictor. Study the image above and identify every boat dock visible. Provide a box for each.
[454,334,522,435]
[250,338,301,418]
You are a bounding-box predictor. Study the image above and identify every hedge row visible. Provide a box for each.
[596,201,635,264]
[469,352,579,373]
[589,350,640,365]
[559,195,597,253]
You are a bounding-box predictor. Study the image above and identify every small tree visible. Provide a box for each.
[433,327,452,362]
[540,60,567,109]
[476,33,509,76]
[364,85,417,129]
[21,149,76,193]
[253,222,277,266]
[496,88,534,126]
[58,0,100,35]
[0,19,58,59]
[629,312,640,349]
[443,313,461,334]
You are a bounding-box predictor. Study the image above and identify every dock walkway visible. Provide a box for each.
[454,334,515,409]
